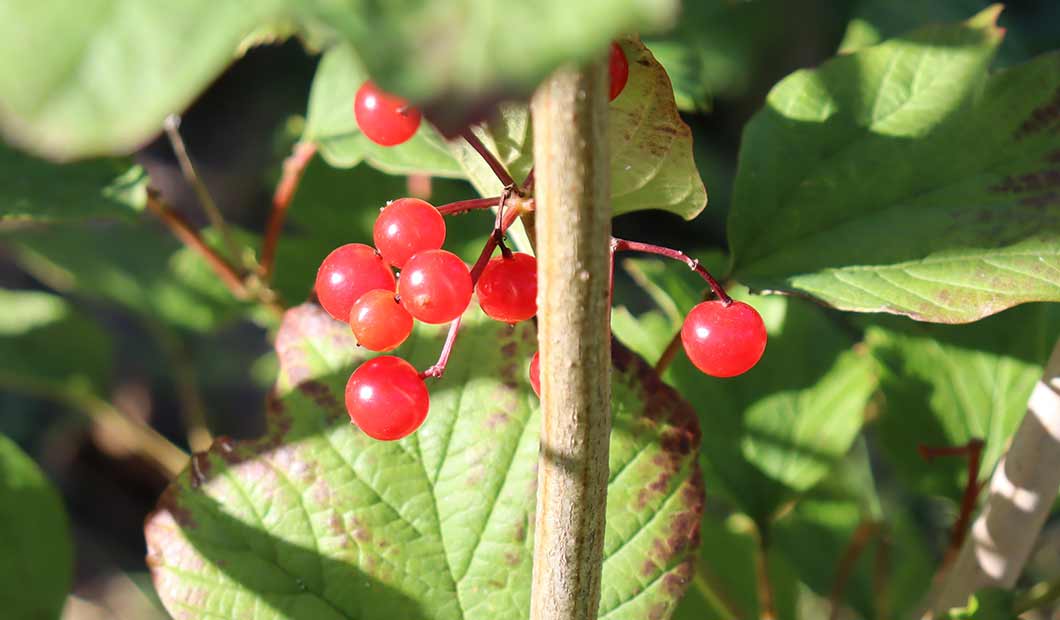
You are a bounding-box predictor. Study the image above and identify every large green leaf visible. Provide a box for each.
[0,0,288,159]
[0,434,73,619]
[0,0,676,160]
[0,142,145,221]
[728,8,1060,323]
[145,304,703,619]
[865,303,1060,499]
[0,288,112,397]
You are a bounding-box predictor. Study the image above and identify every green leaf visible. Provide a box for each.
[145,304,703,619]
[303,44,464,177]
[302,1,678,127]
[837,0,986,54]
[9,221,247,333]
[0,142,145,221]
[0,434,73,619]
[729,8,1060,323]
[865,303,1060,499]
[0,0,288,159]
[661,285,873,519]
[0,288,112,397]
[943,588,1018,619]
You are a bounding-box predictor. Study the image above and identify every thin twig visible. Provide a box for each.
[163,115,243,264]
[461,130,517,189]
[145,190,284,318]
[655,331,684,375]
[436,196,503,216]
[261,141,317,281]
[918,439,985,571]
[753,524,777,620]
[611,237,732,304]
[830,520,881,620]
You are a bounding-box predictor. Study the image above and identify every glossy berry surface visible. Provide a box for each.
[350,289,414,352]
[476,252,538,323]
[354,81,422,146]
[529,351,541,397]
[609,42,629,101]
[373,198,446,268]
[681,300,767,377]
[398,249,473,324]
[345,356,429,441]
[315,243,396,323]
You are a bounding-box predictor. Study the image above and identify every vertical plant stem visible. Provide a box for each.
[753,525,777,620]
[928,338,1060,614]
[261,141,317,280]
[529,56,612,620]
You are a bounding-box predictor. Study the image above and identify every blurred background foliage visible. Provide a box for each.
[1,0,1059,617]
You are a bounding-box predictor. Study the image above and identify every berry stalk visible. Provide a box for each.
[610,237,732,305]
[261,141,317,280]
[461,130,518,190]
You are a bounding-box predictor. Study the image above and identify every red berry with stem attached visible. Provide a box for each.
[398,249,473,324]
[476,252,538,323]
[609,42,629,101]
[354,81,422,146]
[373,198,446,268]
[681,300,767,377]
[315,243,396,323]
[529,351,541,397]
[345,356,429,441]
[350,289,414,352]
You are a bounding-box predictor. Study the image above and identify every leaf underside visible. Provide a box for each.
[146,304,703,620]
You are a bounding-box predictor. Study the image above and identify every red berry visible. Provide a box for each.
[476,252,538,323]
[350,289,414,352]
[346,356,429,440]
[373,198,446,268]
[681,300,767,377]
[315,244,396,323]
[609,42,629,101]
[398,249,473,324]
[354,81,422,146]
[529,351,541,397]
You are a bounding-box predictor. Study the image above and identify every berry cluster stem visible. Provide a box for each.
[420,194,523,380]
[436,196,503,216]
[918,439,985,571]
[610,237,732,305]
[461,130,518,190]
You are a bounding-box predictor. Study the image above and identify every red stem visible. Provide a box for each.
[436,196,502,216]
[919,439,986,569]
[261,142,317,279]
[610,238,732,305]
[421,195,522,380]
[462,130,517,189]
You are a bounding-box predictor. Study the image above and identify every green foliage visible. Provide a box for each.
[866,303,1060,499]
[729,7,1060,323]
[145,304,703,619]
[943,588,1018,619]
[0,143,145,221]
[0,433,73,619]
[0,288,112,397]
[0,0,676,160]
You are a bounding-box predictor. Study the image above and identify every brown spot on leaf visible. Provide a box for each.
[1016,85,1060,141]
[504,551,521,566]
[485,412,509,430]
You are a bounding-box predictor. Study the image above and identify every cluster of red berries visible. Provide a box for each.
[315,198,538,440]
[321,39,766,443]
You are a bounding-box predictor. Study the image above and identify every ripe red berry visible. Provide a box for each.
[529,351,541,397]
[350,289,414,352]
[681,300,767,377]
[609,42,629,101]
[476,252,538,323]
[354,81,422,146]
[346,356,429,441]
[373,198,446,268]
[398,249,473,324]
[315,244,396,323]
